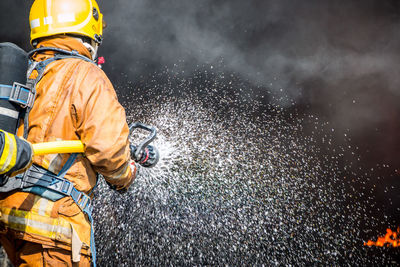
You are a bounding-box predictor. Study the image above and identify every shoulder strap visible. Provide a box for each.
[26,46,95,83]
[23,57,55,139]
[28,47,94,64]
[58,153,78,178]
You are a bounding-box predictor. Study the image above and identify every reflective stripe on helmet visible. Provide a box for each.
[30,19,41,29]
[44,16,53,25]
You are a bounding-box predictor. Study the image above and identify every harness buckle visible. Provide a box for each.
[69,187,91,211]
[61,179,74,195]
[10,82,34,108]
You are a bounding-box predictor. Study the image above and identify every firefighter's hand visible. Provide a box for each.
[130,144,159,168]
[0,130,33,176]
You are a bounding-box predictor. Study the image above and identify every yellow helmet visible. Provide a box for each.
[29,0,104,46]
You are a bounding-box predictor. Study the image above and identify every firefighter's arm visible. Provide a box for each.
[73,66,136,190]
[0,130,33,176]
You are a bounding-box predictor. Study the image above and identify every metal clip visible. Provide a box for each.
[10,82,34,108]
[61,179,74,195]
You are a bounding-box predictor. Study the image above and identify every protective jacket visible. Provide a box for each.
[0,35,135,259]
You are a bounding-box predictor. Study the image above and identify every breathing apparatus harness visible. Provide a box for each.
[0,46,99,265]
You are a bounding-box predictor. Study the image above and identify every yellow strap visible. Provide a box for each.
[0,130,17,174]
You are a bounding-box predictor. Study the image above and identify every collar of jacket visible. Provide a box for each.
[32,35,93,62]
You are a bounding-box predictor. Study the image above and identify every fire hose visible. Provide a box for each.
[32,122,159,167]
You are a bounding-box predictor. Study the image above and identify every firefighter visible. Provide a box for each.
[0,0,139,265]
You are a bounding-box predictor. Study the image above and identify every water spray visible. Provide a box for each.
[92,66,400,266]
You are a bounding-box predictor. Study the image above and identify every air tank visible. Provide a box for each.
[0,43,28,134]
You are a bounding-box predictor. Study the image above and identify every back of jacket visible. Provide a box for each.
[23,36,135,192]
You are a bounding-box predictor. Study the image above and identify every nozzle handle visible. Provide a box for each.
[129,122,157,161]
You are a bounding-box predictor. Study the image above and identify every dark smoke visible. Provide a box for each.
[1,0,400,265]
[95,0,400,164]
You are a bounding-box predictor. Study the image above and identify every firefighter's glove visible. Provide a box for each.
[106,160,136,194]
[0,130,33,176]
[130,144,159,168]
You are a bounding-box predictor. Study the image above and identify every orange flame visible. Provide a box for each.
[364,228,400,247]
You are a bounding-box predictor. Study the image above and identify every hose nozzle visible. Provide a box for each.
[129,122,159,168]
[130,144,159,168]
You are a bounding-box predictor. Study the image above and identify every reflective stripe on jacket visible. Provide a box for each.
[0,192,91,256]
